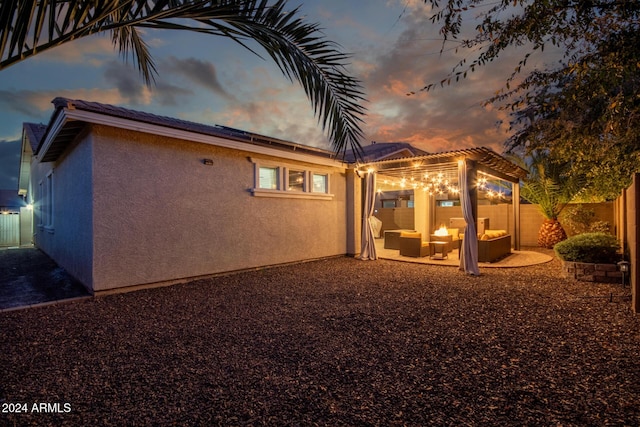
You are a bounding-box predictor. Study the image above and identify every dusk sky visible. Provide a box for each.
[0,0,558,189]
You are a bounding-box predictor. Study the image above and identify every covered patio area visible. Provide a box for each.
[356,146,530,273]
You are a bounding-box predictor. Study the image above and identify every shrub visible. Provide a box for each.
[560,204,611,235]
[589,220,610,233]
[554,232,620,264]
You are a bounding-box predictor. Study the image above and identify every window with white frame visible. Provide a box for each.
[312,173,328,194]
[287,169,305,192]
[37,180,43,227]
[251,159,333,199]
[37,170,54,230]
[45,171,54,229]
[258,166,279,190]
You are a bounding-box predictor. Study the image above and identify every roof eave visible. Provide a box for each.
[38,107,347,169]
[359,147,527,183]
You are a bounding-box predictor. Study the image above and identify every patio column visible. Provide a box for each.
[346,168,360,256]
[358,170,377,260]
[512,181,521,250]
[459,159,480,275]
[413,188,430,239]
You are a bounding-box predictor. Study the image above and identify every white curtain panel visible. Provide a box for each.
[358,171,378,260]
[458,160,480,275]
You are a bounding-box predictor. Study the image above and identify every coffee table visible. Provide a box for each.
[429,241,451,259]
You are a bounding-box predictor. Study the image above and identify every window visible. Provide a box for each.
[45,171,54,230]
[251,159,333,200]
[37,180,43,227]
[312,173,328,193]
[288,169,305,192]
[37,171,54,231]
[258,166,279,190]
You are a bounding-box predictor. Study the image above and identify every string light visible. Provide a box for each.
[374,169,505,200]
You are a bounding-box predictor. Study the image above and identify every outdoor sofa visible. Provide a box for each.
[398,232,430,257]
[477,230,511,263]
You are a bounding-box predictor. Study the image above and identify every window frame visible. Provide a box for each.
[311,172,329,194]
[257,165,280,190]
[37,170,54,232]
[44,170,54,232]
[251,159,334,200]
[286,168,306,192]
[37,179,43,228]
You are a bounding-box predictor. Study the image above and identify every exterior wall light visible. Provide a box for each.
[202,159,214,166]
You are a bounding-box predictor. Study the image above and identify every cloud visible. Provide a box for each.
[161,56,234,101]
[0,139,21,190]
[182,66,330,149]
[0,87,140,119]
[350,1,527,154]
[103,61,154,106]
[102,57,237,107]
[33,35,115,67]
[152,82,194,107]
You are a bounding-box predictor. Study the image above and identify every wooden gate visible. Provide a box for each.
[0,213,20,247]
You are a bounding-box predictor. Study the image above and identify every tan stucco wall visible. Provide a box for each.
[30,133,94,287]
[89,125,348,291]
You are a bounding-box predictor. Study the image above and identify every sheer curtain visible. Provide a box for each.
[458,160,480,275]
[358,171,378,260]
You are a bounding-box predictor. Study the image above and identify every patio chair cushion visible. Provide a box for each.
[400,232,421,239]
[480,229,507,240]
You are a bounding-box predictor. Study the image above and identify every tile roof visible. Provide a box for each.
[23,123,47,152]
[366,146,529,183]
[40,98,337,161]
[343,142,430,163]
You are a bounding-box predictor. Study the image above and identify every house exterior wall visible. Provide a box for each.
[89,125,348,292]
[30,133,94,287]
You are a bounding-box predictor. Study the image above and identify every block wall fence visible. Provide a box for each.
[374,202,614,247]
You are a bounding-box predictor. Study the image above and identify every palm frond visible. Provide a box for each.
[0,0,367,156]
[510,150,587,220]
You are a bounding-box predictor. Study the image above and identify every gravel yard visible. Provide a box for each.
[1,253,639,426]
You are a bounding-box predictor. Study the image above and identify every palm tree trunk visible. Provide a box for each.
[538,219,567,249]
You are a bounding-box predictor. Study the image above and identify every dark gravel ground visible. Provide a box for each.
[1,251,639,426]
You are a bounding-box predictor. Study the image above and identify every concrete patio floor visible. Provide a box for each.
[374,238,554,268]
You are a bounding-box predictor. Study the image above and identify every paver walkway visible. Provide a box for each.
[0,247,90,311]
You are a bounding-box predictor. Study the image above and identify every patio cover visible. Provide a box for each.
[355,146,528,271]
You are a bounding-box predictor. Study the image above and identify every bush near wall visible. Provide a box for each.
[554,233,620,264]
[555,233,623,283]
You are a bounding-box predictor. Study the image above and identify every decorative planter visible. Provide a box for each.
[561,260,623,284]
